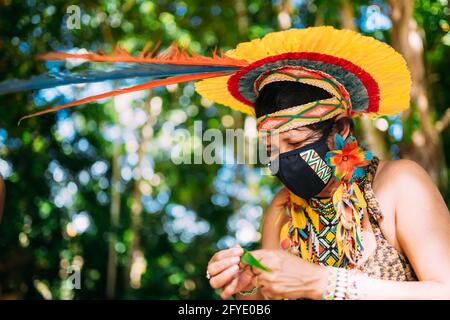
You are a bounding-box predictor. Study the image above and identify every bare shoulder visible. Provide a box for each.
[373,159,432,190]
[374,158,448,217]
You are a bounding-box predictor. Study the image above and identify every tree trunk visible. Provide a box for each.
[106,137,121,299]
[389,0,445,184]
[340,0,389,159]
[235,0,249,37]
[278,0,293,30]
[124,97,153,290]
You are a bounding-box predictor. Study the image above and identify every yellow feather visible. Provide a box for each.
[352,182,367,209]
[291,206,307,230]
[194,75,255,115]
[306,205,320,231]
[289,191,308,207]
[299,239,310,261]
[279,222,290,242]
[354,206,361,228]
[196,26,411,117]
[332,183,344,210]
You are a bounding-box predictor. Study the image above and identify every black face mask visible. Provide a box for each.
[269,129,333,199]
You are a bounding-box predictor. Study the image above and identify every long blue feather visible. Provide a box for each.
[0,64,238,95]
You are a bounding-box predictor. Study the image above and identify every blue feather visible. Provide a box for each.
[365,150,373,161]
[0,64,239,95]
[334,133,345,150]
[352,166,365,181]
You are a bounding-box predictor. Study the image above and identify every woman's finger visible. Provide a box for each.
[248,249,281,272]
[247,249,271,262]
[252,275,259,288]
[208,256,240,277]
[240,265,254,278]
[253,273,274,296]
[256,273,272,285]
[209,264,240,289]
[220,277,239,300]
[210,247,243,264]
[247,254,271,276]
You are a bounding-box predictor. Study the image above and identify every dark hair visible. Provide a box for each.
[255,81,353,139]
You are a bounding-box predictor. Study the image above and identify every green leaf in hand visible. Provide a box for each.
[240,249,271,272]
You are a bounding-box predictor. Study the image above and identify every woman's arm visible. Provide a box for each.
[251,160,450,300]
[358,160,450,299]
[261,188,289,250]
[236,188,289,300]
[354,277,450,299]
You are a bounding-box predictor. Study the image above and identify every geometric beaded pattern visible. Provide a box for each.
[281,175,368,269]
[255,66,352,133]
[281,159,418,283]
[318,214,341,266]
[257,97,344,132]
[299,149,332,183]
[307,177,368,267]
[307,200,342,267]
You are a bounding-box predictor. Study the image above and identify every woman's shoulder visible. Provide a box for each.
[377,159,427,176]
[369,159,439,244]
[372,158,436,202]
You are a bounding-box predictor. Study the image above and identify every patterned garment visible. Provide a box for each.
[280,158,418,281]
[357,158,417,281]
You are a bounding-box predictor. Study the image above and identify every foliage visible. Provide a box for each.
[0,0,448,300]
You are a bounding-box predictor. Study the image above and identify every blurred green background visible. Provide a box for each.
[0,0,448,299]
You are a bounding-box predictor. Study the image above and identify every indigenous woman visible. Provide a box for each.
[203,28,450,300]
[1,26,449,300]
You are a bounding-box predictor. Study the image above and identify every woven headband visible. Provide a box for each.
[255,66,352,133]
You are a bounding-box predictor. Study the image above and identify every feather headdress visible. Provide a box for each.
[0,26,411,125]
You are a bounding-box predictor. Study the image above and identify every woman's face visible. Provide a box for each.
[263,127,323,161]
[262,118,351,198]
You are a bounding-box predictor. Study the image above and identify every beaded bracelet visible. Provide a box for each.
[334,268,349,300]
[322,267,366,300]
[239,286,258,296]
[322,267,338,300]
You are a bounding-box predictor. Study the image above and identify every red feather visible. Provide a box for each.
[38,42,249,67]
[19,71,232,123]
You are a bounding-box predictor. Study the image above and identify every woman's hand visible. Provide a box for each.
[250,249,328,300]
[207,246,255,299]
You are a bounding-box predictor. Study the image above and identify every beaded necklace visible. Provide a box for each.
[280,175,367,268]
